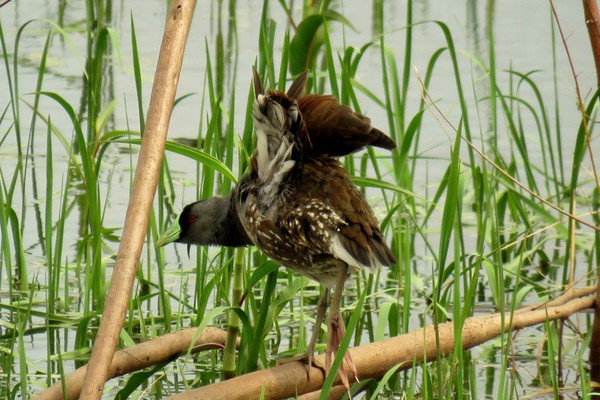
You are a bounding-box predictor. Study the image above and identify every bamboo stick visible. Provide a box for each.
[79,1,196,397]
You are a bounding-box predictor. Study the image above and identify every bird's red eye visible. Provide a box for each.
[188,214,198,224]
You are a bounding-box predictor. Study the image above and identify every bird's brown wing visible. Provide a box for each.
[298,94,396,158]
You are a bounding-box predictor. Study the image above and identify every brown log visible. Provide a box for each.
[33,327,231,400]
[78,0,196,398]
[165,289,595,400]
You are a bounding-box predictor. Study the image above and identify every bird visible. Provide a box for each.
[243,68,396,388]
[157,69,396,390]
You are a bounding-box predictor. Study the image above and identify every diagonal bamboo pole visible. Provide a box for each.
[79,1,196,398]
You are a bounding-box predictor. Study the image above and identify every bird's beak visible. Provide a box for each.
[156,219,182,247]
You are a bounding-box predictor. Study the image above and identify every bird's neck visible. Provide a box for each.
[216,193,252,247]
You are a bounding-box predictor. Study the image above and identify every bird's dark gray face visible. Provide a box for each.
[176,198,227,245]
[156,197,229,249]
[176,201,202,244]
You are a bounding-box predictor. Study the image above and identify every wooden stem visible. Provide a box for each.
[222,247,246,379]
[78,1,195,398]
[583,0,600,87]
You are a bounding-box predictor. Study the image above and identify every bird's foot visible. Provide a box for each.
[278,351,326,381]
[325,312,359,394]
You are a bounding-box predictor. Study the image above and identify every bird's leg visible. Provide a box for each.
[304,288,329,372]
[325,264,358,393]
[279,288,329,378]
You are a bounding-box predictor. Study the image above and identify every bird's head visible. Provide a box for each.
[156,195,250,256]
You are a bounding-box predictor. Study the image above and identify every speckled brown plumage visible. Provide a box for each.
[248,69,395,278]
[240,156,395,288]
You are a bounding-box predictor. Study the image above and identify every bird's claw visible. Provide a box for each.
[279,352,326,381]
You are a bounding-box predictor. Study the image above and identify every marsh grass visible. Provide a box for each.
[0,0,598,399]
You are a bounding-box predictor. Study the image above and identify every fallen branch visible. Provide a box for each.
[165,288,595,400]
[33,327,231,400]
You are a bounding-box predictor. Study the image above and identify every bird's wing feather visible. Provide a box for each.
[298,94,396,157]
